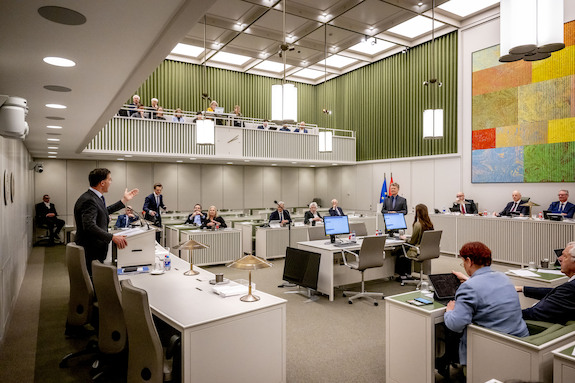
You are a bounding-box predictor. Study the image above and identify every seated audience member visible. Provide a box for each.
[279,124,291,132]
[547,189,575,218]
[304,202,323,226]
[452,192,477,214]
[131,105,147,118]
[294,121,308,133]
[185,203,205,225]
[124,94,141,116]
[329,199,344,216]
[269,201,292,226]
[153,107,166,120]
[232,105,244,127]
[257,120,269,130]
[36,194,65,244]
[114,206,139,229]
[172,108,184,122]
[516,242,575,324]
[207,100,218,113]
[201,205,227,229]
[496,190,529,216]
[444,242,528,367]
[381,182,408,214]
[193,112,203,123]
[396,204,434,280]
[148,97,159,119]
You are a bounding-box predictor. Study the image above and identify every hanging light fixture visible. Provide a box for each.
[423,0,443,139]
[319,23,333,153]
[201,15,211,103]
[499,0,565,62]
[196,15,215,145]
[271,0,297,123]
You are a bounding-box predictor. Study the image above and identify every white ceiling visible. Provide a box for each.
[0,0,500,163]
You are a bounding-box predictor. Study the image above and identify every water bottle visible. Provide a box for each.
[442,207,446,214]
[351,231,356,242]
[164,254,171,271]
[538,211,543,219]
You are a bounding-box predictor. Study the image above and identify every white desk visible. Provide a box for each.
[255,226,309,259]
[123,256,287,383]
[505,269,568,308]
[553,340,575,383]
[297,237,402,301]
[385,291,447,383]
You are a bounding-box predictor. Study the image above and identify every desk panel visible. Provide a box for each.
[179,229,242,266]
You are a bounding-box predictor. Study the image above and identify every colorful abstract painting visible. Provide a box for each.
[471,21,575,183]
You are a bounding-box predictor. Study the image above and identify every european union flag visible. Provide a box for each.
[380,175,387,203]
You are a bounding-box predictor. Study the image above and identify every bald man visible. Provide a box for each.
[496,190,529,216]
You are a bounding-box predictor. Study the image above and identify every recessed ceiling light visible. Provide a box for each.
[48,155,57,158]
[47,125,62,129]
[438,0,499,17]
[271,164,277,166]
[48,152,58,154]
[46,103,67,109]
[253,61,291,73]
[47,146,59,149]
[171,43,204,58]
[189,157,196,160]
[332,163,338,166]
[117,158,125,161]
[176,160,183,163]
[291,161,297,164]
[244,160,250,162]
[211,51,251,66]
[310,165,316,167]
[47,138,60,142]
[44,85,72,92]
[348,39,395,55]
[227,162,233,165]
[124,154,133,157]
[387,15,445,39]
[43,56,76,67]
[318,54,357,69]
[292,68,325,80]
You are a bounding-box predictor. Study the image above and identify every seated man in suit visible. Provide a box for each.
[304,202,323,226]
[36,194,65,244]
[294,121,308,133]
[114,206,139,229]
[279,123,291,132]
[452,192,477,215]
[257,119,269,130]
[329,199,345,216]
[495,190,529,217]
[547,189,575,218]
[516,242,575,324]
[381,182,408,214]
[269,201,292,226]
[185,203,205,225]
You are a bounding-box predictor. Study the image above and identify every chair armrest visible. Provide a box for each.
[341,249,359,267]
[401,243,420,256]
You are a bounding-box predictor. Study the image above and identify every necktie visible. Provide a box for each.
[101,195,106,206]
[392,197,396,209]
[280,212,284,221]
[560,203,564,212]
[461,203,466,214]
[512,202,517,212]
[156,195,160,215]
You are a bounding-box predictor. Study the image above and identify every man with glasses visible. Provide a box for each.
[36,194,65,245]
[548,189,574,218]
[451,192,477,215]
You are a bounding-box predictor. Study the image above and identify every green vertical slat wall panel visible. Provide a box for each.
[131,32,457,161]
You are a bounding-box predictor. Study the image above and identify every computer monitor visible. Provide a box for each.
[323,215,350,241]
[383,213,407,237]
[282,247,321,291]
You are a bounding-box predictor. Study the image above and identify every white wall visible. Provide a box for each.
[0,136,33,343]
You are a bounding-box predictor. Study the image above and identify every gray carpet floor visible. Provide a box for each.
[0,245,468,382]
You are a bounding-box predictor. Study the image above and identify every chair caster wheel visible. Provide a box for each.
[342,293,346,297]
[401,282,405,286]
[348,301,353,304]
[374,302,378,306]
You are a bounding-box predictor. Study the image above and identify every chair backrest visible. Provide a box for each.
[308,226,326,241]
[349,222,368,237]
[357,236,387,271]
[416,230,442,262]
[66,243,94,326]
[92,261,127,355]
[121,279,164,383]
[521,197,530,203]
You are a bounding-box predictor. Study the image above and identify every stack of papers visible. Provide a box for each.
[212,280,256,297]
[508,269,540,277]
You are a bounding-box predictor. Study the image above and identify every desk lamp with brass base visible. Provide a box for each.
[173,239,209,276]
[227,254,272,302]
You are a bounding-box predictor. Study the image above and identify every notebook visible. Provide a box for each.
[428,273,461,304]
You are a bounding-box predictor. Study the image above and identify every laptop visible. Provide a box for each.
[214,106,225,114]
[428,273,461,304]
[554,248,564,267]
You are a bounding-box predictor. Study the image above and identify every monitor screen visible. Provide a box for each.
[282,247,321,290]
[383,213,407,231]
[323,215,350,236]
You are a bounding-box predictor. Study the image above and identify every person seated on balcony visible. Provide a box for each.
[232,105,244,127]
[294,121,308,133]
[172,108,184,122]
[131,105,148,118]
[153,107,166,120]
[207,100,218,113]
[148,97,159,119]
[257,119,270,130]
[193,112,203,123]
[119,94,141,116]
[279,123,291,132]
[201,205,227,229]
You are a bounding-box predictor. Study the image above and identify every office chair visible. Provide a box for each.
[60,243,98,367]
[400,230,442,289]
[349,222,368,237]
[341,236,387,305]
[121,279,180,383]
[90,261,127,380]
[33,219,52,246]
[308,226,326,241]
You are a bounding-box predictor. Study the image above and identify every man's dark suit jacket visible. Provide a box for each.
[143,193,166,225]
[114,214,139,229]
[74,190,124,271]
[381,195,408,214]
[269,210,292,223]
[329,207,345,216]
[499,201,530,216]
[35,202,59,222]
[185,212,206,225]
[548,201,575,218]
[304,211,322,226]
[522,279,575,324]
[452,199,478,215]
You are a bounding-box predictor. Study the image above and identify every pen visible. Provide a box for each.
[196,287,202,291]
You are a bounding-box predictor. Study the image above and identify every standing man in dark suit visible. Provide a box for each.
[496,190,529,216]
[74,168,139,275]
[548,189,575,219]
[36,194,65,244]
[515,242,575,324]
[381,183,408,214]
[329,199,345,216]
[452,192,477,215]
[143,183,166,241]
